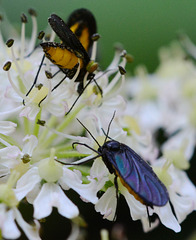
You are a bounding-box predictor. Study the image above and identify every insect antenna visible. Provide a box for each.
[72,142,100,154]
[76,118,101,148]
[103,111,116,144]
[56,154,101,166]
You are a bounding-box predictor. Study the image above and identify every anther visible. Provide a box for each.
[86,61,98,73]
[118,66,126,75]
[21,13,28,23]
[28,8,37,17]
[91,33,101,41]
[3,61,12,71]
[45,70,53,79]
[125,53,134,63]
[38,31,45,40]
[37,119,46,126]
[21,153,31,164]
[35,83,43,90]
[6,39,14,48]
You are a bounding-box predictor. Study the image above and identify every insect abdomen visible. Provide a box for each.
[41,42,84,69]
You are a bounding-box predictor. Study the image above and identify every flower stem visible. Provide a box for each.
[33,109,42,137]
[41,104,84,149]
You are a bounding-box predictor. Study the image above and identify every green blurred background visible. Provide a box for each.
[1,0,196,73]
[1,0,196,239]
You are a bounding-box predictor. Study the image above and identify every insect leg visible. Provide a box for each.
[38,73,67,107]
[93,78,103,95]
[146,206,151,227]
[65,78,93,115]
[51,75,67,92]
[113,174,119,221]
[23,54,45,105]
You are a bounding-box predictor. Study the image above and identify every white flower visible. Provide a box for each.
[0,7,196,238]
[15,154,99,220]
[0,205,41,240]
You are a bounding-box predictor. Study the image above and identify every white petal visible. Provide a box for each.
[46,100,68,116]
[14,208,41,240]
[0,164,10,178]
[33,183,79,219]
[0,146,20,168]
[22,135,38,156]
[121,187,147,220]
[90,158,109,181]
[0,121,17,135]
[60,167,98,204]
[95,186,117,221]
[170,191,196,223]
[2,208,21,239]
[154,203,181,232]
[141,217,160,232]
[19,105,40,121]
[15,167,41,201]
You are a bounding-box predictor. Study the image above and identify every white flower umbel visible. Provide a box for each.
[0,7,196,239]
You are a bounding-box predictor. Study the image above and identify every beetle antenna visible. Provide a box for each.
[76,118,101,148]
[104,111,116,144]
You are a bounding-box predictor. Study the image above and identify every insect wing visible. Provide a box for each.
[49,14,90,64]
[108,144,169,207]
[67,8,97,52]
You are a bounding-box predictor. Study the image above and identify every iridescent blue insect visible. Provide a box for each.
[69,112,169,220]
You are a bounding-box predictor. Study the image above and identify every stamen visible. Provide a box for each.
[0,106,23,117]
[104,54,127,95]
[3,62,26,99]
[106,46,123,72]
[44,123,86,141]
[104,71,121,95]
[91,33,100,61]
[28,9,38,54]
[0,137,12,147]
[6,39,25,83]
[82,71,89,89]
[20,13,28,64]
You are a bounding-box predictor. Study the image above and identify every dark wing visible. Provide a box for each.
[48,14,90,65]
[67,8,97,52]
[109,144,169,207]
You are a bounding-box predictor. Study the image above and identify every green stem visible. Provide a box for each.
[33,109,42,137]
[23,117,30,135]
[39,115,57,144]
[41,104,84,149]
[0,134,21,149]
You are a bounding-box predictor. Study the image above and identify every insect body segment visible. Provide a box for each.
[41,42,83,69]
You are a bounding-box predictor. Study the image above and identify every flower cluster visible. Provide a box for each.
[0,9,195,239]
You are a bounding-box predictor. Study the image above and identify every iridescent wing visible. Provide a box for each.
[107,143,169,207]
